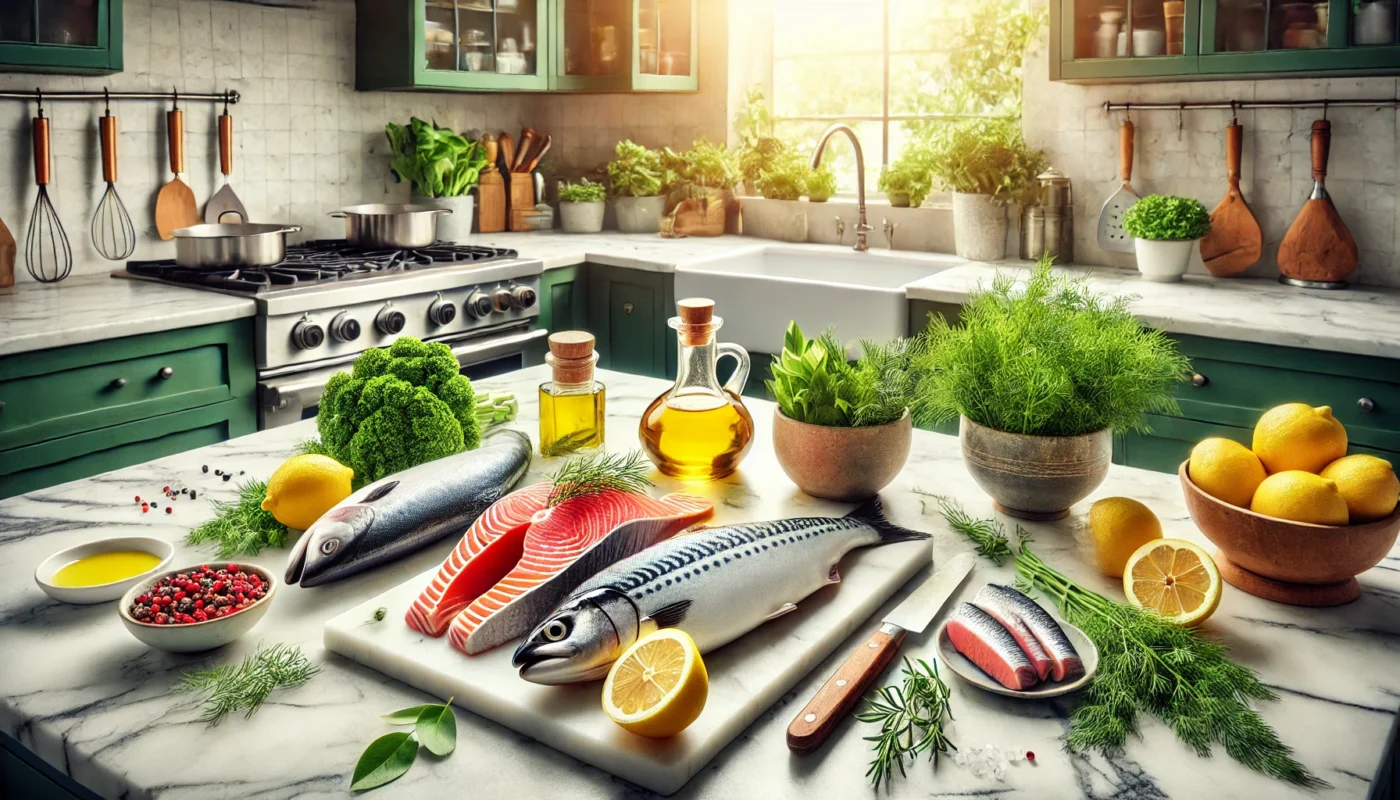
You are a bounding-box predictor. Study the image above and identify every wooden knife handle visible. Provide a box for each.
[33,116,50,186]
[167,109,185,175]
[1119,119,1135,183]
[787,625,906,754]
[100,114,118,184]
[219,113,233,177]
[1311,119,1330,182]
[1225,120,1242,186]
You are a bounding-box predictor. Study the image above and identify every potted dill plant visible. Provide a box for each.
[387,118,488,242]
[746,151,811,243]
[913,260,1190,519]
[767,322,916,501]
[558,178,606,234]
[607,140,670,233]
[1122,194,1211,283]
[925,118,1047,262]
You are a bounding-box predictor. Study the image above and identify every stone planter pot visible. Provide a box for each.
[773,408,913,502]
[411,193,473,242]
[885,191,911,208]
[959,416,1111,520]
[613,195,667,233]
[559,200,605,233]
[952,192,1008,261]
[741,198,808,243]
[1134,237,1196,282]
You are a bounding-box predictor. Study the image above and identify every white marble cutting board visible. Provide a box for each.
[325,534,931,795]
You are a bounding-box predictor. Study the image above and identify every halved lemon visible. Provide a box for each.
[1122,538,1222,627]
[602,629,708,738]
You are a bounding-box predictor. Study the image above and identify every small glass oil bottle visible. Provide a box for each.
[639,298,754,480]
[539,331,605,456]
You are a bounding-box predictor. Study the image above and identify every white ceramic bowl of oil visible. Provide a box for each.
[34,537,175,605]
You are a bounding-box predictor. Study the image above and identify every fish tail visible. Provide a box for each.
[845,496,930,543]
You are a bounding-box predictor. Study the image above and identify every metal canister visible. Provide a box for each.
[1020,206,1045,261]
[1025,167,1073,264]
[1037,167,1072,210]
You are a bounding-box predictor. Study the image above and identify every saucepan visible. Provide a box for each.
[173,223,302,269]
[330,204,451,248]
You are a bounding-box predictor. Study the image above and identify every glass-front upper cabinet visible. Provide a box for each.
[0,0,122,74]
[1200,0,1400,71]
[358,0,549,91]
[551,0,632,90]
[1057,0,1200,79]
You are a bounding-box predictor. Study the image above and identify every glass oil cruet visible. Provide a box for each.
[539,331,605,455]
[640,298,755,480]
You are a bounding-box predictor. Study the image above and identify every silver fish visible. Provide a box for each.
[975,583,1082,681]
[512,497,930,684]
[285,429,531,587]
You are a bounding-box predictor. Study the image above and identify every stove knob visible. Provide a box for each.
[511,285,537,310]
[292,317,325,350]
[330,312,361,343]
[466,290,494,320]
[492,288,514,313]
[428,294,457,326]
[375,305,406,335]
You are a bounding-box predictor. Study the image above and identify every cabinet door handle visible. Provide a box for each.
[1190,373,1208,387]
[158,367,174,380]
[110,377,127,389]
[623,302,634,315]
[1359,397,1376,413]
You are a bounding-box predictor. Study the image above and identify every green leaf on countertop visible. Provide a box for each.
[179,643,319,725]
[414,700,457,756]
[185,479,291,559]
[382,704,436,725]
[351,731,418,792]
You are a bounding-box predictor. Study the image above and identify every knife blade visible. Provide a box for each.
[786,552,975,754]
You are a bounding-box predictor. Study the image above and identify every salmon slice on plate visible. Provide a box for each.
[946,602,1040,691]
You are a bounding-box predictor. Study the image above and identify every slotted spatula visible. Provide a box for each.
[1278,119,1357,288]
[1096,119,1140,253]
[155,101,199,240]
[205,104,248,224]
[1200,119,1262,277]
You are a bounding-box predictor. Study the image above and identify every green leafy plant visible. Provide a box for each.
[857,657,956,790]
[1122,194,1212,241]
[547,449,654,506]
[755,151,810,201]
[606,140,670,198]
[558,178,606,203]
[734,83,775,147]
[877,155,933,208]
[924,117,1047,205]
[916,0,1043,117]
[766,322,917,428]
[806,164,837,202]
[179,643,319,725]
[663,139,740,190]
[912,259,1191,436]
[385,118,488,198]
[740,136,788,190]
[185,479,290,558]
[351,699,458,791]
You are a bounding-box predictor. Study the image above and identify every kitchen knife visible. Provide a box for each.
[786,552,975,754]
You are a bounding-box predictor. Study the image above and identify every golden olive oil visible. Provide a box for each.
[640,391,754,480]
[52,550,162,587]
[539,383,606,454]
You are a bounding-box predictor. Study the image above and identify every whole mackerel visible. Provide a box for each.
[513,497,930,684]
[285,429,531,588]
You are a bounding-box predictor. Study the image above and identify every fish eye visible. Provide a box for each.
[319,539,339,555]
[542,619,570,642]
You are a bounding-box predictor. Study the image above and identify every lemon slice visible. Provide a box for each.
[1123,538,1222,627]
[602,629,708,738]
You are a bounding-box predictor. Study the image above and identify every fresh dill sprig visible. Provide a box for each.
[185,480,291,558]
[856,657,956,791]
[539,429,603,458]
[295,437,335,457]
[179,643,320,725]
[547,450,654,507]
[915,490,1012,565]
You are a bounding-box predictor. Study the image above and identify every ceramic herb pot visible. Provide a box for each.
[959,416,1111,520]
[411,193,474,242]
[1134,237,1196,282]
[613,195,667,233]
[560,200,605,233]
[772,409,913,502]
[885,191,911,208]
[952,192,1008,261]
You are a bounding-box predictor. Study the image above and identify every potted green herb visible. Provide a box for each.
[387,118,488,242]
[912,261,1190,518]
[735,84,785,196]
[877,148,934,208]
[661,140,741,237]
[746,151,810,243]
[606,140,670,234]
[806,164,837,203]
[926,118,1048,262]
[1122,194,1211,283]
[558,178,606,234]
[767,322,916,501]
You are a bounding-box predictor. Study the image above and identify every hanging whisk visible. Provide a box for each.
[92,91,135,261]
[25,90,72,283]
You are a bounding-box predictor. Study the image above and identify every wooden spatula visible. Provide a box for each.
[155,105,199,240]
[1278,119,1357,286]
[1200,119,1262,277]
[498,132,516,177]
[514,128,537,172]
[0,214,15,288]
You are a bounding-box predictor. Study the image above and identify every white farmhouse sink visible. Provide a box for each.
[673,244,962,355]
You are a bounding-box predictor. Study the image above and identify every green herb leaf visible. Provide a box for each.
[381,704,436,725]
[860,657,956,791]
[184,479,292,559]
[414,701,457,756]
[350,732,418,792]
[179,643,319,725]
[547,450,653,507]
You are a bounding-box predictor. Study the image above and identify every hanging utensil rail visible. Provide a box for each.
[1104,98,1398,113]
[0,89,239,104]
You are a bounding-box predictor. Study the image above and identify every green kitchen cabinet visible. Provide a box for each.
[539,264,589,336]
[0,0,122,74]
[549,0,697,91]
[587,264,674,378]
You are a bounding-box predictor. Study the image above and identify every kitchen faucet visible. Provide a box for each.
[812,124,871,252]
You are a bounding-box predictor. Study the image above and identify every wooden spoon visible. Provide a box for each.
[521,134,552,173]
[1200,120,1263,276]
[1278,119,1357,285]
[0,215,14,288]
[514,128,537,172]
[498,132,516,177]
[155,105,199,240]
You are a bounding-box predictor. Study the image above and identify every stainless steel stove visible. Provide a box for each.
[121,241,547,429]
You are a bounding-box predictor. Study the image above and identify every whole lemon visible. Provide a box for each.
[1250,470,1349,526]
[1251,404,1347,474]
[1188,438,1267,508]
[1087,497,1163,577]
[261,454,354,531]
[1320,454,1400,522]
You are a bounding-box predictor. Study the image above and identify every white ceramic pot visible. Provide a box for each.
[411,193,474,242]
[952,192,1008,261]
[1134,237,1196,282]
[740,198,808,243]
[559,200,605,233]
[613,195,667,233]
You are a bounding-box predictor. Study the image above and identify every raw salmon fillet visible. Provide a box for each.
[947,603,1039,691]
[406,483,554,637]
[449,490,713,655]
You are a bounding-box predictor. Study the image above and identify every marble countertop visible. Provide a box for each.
[2,365,1397,799]
[471,231,761,272]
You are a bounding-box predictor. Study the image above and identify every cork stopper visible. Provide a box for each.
[546,331,597,386]
[676,298,718,345]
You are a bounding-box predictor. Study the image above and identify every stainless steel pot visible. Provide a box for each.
[172,223,302,269]
[331,204,451,248]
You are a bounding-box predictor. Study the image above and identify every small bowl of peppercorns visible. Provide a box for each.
[119,562,277,652]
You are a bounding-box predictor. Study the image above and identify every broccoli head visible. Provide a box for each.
[316,337,481,483]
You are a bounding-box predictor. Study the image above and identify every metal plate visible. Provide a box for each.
[1096,184,1140,253]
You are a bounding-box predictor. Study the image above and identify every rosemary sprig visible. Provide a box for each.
[185,480,291,558]
[547,450,653,507]
[914,490,1013,565]
[179,643,320,725]
[539,429,603,458]
[856,657,956,791]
